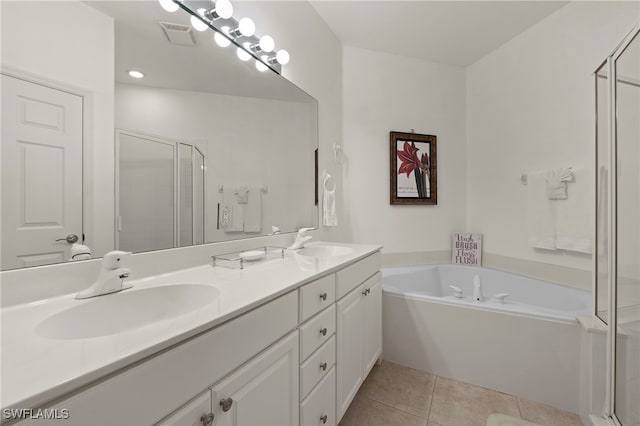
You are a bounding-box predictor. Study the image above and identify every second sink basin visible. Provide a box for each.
[297,245,354,258]
[36,284,219,340]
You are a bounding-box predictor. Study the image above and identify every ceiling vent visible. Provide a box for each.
[159,22,198,46]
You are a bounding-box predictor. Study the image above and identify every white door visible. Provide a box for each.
[364,274,383,374]
[336,283,366,422]
[211,331,299,426]
[1,75,83,269]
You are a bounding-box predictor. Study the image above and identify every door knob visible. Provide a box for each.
[319,292,327,301]
[220,397,233,412]
[319,327,327,336]
[56,234,79,244]
[320,362,327,371]
[200,413,214,426]
[320,414,328,424]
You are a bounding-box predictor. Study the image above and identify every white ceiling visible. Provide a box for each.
[310,1,568,66]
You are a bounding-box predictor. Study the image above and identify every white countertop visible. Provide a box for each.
[1,242,381,411]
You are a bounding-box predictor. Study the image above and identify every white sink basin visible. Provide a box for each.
[297,245,354,258]
[35,284,219,340]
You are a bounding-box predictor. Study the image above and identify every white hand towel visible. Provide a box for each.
[322,172,337,227]
[545,167,573,200]
[235,186,249,204]
[243,187,262,233]
[556,168,593,253]
[526,171,557,250]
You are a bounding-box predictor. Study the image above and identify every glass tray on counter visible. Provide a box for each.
[211,246,287,269]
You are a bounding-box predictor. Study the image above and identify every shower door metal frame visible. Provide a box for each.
[594,24,640,426]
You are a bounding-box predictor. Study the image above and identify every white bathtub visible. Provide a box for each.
[383,264,591,322]
[381,264,591,414]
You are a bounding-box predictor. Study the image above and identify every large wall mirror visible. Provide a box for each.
[1,1,318,270]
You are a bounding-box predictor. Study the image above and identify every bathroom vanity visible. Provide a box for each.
[2,243,381,425]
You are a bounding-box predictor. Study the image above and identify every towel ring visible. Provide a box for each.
[322,170,335,191]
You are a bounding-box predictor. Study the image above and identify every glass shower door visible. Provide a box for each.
[613,30,640,426]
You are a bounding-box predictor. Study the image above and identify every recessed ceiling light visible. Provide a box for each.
[128,70,144,79]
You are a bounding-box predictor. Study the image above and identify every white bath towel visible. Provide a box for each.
[545,167,573,200]
[243,187,262,233]
[322,172,337,227]
[556,168,593,253]
[526,171,557,250]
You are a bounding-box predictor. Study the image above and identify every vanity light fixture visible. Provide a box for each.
[165,0,289,73]
[190,9,209,32]
[128,70,145,79]
[158,0,179,13]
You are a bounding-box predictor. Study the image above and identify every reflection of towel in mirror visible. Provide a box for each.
[556,168,592,253]
[243,187,262,233]
[545,167,573,200]
[220,189,243,232]
[526,171,556,250]
[235,186,249,204]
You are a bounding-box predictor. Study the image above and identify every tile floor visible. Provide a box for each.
[338,361,583,426]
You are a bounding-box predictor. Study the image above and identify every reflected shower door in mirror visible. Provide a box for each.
[0,0,318,270]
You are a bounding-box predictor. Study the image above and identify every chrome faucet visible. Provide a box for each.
[287,227,315,250]
[76,251,132,299]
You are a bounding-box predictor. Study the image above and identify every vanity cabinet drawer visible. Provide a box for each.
[300,367,336,426]
[336,252,381,300]
[299,305,335,361]
[300,335,335,400]
[299,274,336,322]
[155,390,212,426]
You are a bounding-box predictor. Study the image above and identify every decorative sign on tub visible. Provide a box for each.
[452,233,483,265]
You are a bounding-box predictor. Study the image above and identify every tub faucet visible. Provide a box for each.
[473,274,483,302]
[288,227,314,250]
[76,251,132,299]
[449,285,464,298]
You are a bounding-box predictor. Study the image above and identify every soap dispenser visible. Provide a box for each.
[473,274,483,302]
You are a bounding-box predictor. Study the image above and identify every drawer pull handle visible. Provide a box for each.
[200,413,215,426]
[220,397,233,412]
[320,327,327,336]
[320,362,327,371]
[319,292,327,301]
[320,414,328,424]
[362,288,370,296]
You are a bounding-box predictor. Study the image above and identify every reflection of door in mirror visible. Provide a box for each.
[1,75,83,269]
[116,130,205,253]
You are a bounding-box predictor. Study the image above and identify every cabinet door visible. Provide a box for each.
[156,391,213,426]
[364,274,382,374]
[211,331,299,426]
[336,284,365,421]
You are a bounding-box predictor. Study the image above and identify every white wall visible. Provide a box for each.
[466,2,639,276]
[342,47,467,253]
[115,83,315,243]
[0,1,115,257]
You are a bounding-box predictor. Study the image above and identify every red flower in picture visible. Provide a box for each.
[397,142,420,177]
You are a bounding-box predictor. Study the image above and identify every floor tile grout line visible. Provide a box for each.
[357,393,430,421]
[426,375,438,424]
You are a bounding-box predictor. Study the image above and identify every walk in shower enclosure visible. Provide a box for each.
[595,24,639,426]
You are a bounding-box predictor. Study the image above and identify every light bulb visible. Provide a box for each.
[259,35,275,53]
[213,0,233,19]
[214,29,231,47]
[276,49,289,65]
[128,70,144,79]
[236,48,251,61]
[238,17,255,37]
[159,0,179,12]
[255,60,268,72]
[191,9,208,31]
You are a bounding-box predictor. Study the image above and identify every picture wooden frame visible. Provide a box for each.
[390,131,437,205]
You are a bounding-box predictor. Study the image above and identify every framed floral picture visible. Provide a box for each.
[390,131,437,205]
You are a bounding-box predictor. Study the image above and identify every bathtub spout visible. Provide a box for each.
[449,285,464,298]
[473,275,483,302]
